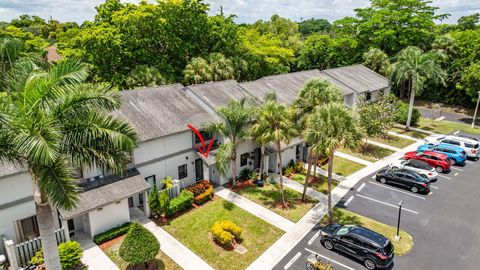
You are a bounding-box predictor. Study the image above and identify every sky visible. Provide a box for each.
[0,0,479,24]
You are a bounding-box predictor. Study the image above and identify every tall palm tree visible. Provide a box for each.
[208,53,235,82]
[125,65,165,89]
[183,57,212,84]
[304,103,362,223]
[0,59,137,270]
[204,98,253,187]
[250,100,296,206]
[391,46,446,130]
[292,78,342,202]
[362,48,392,77]
[0,37,23,88]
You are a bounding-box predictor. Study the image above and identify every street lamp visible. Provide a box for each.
[472,91,480,129]
[395,201,403,241]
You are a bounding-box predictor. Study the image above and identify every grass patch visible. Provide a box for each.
[236,184,317,222]
[371,135,416,149]
[338,143,395,162]
[102,236,181,270]
[320,156,366,176]
[322,208,413,256]
[416,118,480,135]
[290,173,339,195]
[390,127,429,139]
[161,198,284,270]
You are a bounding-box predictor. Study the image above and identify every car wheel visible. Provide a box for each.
[323,240,334,250]
[392,166,399,170]
[306,262,316,270]
[411,186,419,193]
[380,177,387,184]
[435,166,443,173]
[364,258,377,270]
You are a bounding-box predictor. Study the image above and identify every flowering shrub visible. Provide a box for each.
[194,185,214,205]
[211,220,243,247]
[187,180,210,197]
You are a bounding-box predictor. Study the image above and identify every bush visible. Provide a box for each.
[158,189,170,216]
[284,167,294,176]
[239,168,253,181]
[394,102,421,126]
[294,161,305,173]
[194,185,214,205]
[29,241,83,270]
[249,170,258,181]
[186,180,210,197]
[167,190,194,216]
[119,223,160,265]
[93,222,132,244]
[148,185,161,217]
[211,220,243,247]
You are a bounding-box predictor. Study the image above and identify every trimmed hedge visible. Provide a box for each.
[167,190,194,216]
[211,220,243,247]
[29,241,83,270]
[93,222,132,244]
[119,223,159,265]
[194,185,213,205]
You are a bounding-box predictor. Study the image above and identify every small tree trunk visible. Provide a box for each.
[37,203,62,270]
[231,155,238,187]
[406,78,415,131]
[302,149,313,202]
[327,149,335,224]
[363,137,369,153]
[312,156,318,179]
[277,141,286,207]
[259,146,265,181]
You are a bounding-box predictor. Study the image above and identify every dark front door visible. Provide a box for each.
[302,145,309,162]
[254,148,261,169]
[67,219,75,237]
[195,158,204,181]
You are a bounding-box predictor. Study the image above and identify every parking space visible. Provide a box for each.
[275,132,480,270]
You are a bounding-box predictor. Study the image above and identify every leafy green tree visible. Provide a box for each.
[457,13,479,31]
[304,103,362,223]
[148,185,161,217]
[457,62,480,103]
[119,223,160,267]
[0,37,23,86]
[252,14,302,53]
[362,48,391,76]
[208,53,235,81]
[184,57,212,84]
[249,100,296,206]
[158,189,170,217]
[125,65,165,89]
[298,18,332,36]
[204,98,253,187]
[391,46,447,130]
[0,59,137,269]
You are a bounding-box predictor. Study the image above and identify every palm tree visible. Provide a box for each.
[304,103,362,223]
[0,59,137,270]
[362,48,392,77]
[204,98,253,187]
[208,53,235,82]
[391,46,447,130]
[0,37,23,88]
[125,65,165,89]
[292,78,342,202]
[183,57,212,84]
[250,100,296,206]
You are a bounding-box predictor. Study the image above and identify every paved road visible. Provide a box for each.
[417,107,480,126]
[275,133,480,270]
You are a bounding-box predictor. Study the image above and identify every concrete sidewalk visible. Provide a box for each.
[368,140,401,152]
[335,151,373,166]
[302,164,347,182]
[388,130,422,142]
[214,186,295,232]
[282,177,327,201]
[71,232,119,270]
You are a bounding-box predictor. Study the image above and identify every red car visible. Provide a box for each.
[404,150,451,173]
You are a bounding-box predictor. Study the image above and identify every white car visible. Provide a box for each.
[425,135,480,159]
[388,159,438,181]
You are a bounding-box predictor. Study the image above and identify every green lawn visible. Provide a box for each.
[338,143,395,162]
[390,127,429,139]
[371,134,416,149]
[320,156,366,176]
[102,236,181,270]
[416,118,480,135]
[235,184,317,222]
[322,208,414,256]
[290,173,339,195]
[161,198,284,270]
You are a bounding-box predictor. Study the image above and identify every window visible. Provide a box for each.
[178,164,187,179]
[365,92,372,101]
[240,153,249,167]
[340,235,355,243]
[145,175,156,187]
[17,216,40,241]
[195,131,212,144]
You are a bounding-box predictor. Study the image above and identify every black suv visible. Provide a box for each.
[320,224,394,269]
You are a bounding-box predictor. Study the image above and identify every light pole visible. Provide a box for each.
[472,91,480,129]
[395,201,403,241]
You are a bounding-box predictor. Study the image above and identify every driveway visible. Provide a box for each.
[275,133,480,270]
[417,107,480,126]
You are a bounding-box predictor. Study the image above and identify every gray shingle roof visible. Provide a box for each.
[58,172,150,219]
[185,80,254,109]
[321,64,389,93]
[0,162,26,178]
[113,84,216,142]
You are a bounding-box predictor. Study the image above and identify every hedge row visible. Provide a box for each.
[93,222,132,244]
[167,190,194,217]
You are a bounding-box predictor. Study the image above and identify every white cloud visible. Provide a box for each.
[0,0,477,24]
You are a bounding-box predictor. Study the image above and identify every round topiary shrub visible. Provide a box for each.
[394,102,421,126]
[119,223,160,267]
[211,220,243,248]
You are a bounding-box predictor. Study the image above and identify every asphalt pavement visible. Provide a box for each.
[417,107,480,126]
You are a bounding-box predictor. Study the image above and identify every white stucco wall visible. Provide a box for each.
[88,199,130,237]
[0,200,35,244]
[0,172,32,205]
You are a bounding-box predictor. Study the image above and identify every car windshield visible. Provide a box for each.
[335,226,354,236]
[409,159,430,169]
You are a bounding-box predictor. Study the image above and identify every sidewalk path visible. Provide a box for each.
[335,151,373,166]
[388,130,422,142]
[368,140,401,152]
[72,232,119,270]
[302,164,346,182]
[214,186,295,232]
[143,221,215,270]
[282,177,327,201]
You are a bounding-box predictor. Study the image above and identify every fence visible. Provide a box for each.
[164,179,181,199]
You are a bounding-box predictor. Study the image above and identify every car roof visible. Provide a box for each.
[436,143,464,152]
[445,135,478,144]
[420,150,448,158]
[408,158,431,168]
[350,226,387,246]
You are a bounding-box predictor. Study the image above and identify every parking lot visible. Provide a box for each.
[275,133,480,270]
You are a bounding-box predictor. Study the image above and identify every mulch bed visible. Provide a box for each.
[227,179,256,193]
[98,235,125,251]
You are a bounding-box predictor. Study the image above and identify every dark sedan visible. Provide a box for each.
[320,224,394,269]
[376,169,431,194]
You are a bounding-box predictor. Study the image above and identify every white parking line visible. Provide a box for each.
[344,195,354,206]
[438,175,452,180]
[371,175,376,179]
[308,231,321,245]
[305,248,356,270]
[284,252,302,269]
[454,172,459,176]
[368,181,426,200]
[430,185,439,189]
[357,183,366,192]
[452,167,463,172]
[435,116,445,121]
[466,160,474,164]
[453,130,460,135]
[356,194,419,214]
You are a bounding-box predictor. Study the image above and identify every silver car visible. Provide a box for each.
[425,135,480,159]
[389,159,438,181]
